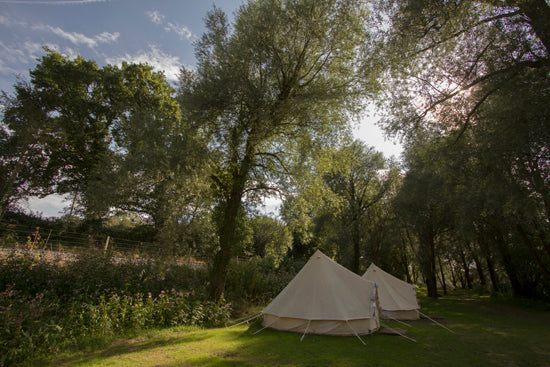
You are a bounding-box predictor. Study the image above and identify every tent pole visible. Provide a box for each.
[346,321,368,346]
[300,320,311,341]
[228,312,261,328]
[419,312,455,334]
[389,317,412,328]
[380,322,417,343]
[252,316,279,335]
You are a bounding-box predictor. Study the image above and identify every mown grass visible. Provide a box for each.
[29,290,550,367]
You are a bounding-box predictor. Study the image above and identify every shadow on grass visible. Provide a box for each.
[49,330,213,366]
[36,292,550,367]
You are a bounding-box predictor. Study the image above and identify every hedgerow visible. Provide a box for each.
[0,251,229,366]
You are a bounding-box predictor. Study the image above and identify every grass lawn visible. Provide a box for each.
[31,290,550,367]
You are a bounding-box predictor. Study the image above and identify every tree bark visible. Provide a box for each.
[449,262,458,287]
[468,241,486,286]
[438,253,447,294]
[516,223,550,279]
[419,224,438,298]
[479,239,500,292]
[494,232,524,298]
[460,249,473,289]
[351,219,361,274]
[209,143,254,300]
[518,0,550,54]
[400,235,412,283]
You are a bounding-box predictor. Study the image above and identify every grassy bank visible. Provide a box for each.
[31,290,550,367]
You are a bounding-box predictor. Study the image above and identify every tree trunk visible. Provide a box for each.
[449,262,458,287]
[351,219,361,274]
[486,255,499,292]
[400,235,412,283]
[438,253,447,294]
[210,190,242,300]
[494,233,524,298]
[404,225,417,283]
[418,225,438,298]
[468,241,486,286]
[209,144,254,300]
[516,223,550,279]
[479,239,500,292]
[460,249,473,289]
[532,220,550,262]
[519,0,550,53]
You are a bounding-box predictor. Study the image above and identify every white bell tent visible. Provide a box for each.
[363,263,420,320]
[261,250,379,342]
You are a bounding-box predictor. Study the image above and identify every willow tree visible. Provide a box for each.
[368,0,549,137]
[366,0,550,298]
[178,0,371,299]
[323,141,400,273]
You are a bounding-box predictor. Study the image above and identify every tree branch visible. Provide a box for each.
[410,10,523,57]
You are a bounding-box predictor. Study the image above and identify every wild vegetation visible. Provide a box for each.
[1,0,549,365]
[27,290,550,367]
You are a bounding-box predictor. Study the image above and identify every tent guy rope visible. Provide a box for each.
[420,312,455,334]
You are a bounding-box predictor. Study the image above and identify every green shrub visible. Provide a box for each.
[0,252,229,366]
[0,286,67,366]
[224,257,295,305]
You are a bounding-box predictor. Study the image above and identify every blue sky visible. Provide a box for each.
[0,0,245,90]
[0,0,402,217]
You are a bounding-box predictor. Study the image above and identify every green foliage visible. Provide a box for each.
[1,49,209,245]
[370,0,549,139]
[247,216,292,267]
[280,140,401,273]
[1,49,118,221]
[0,252,230,366]
[36,290,550,367]
[321,141,401,272]
[180,0,373,298]
[367,0,550,299]
[223,257,295,305]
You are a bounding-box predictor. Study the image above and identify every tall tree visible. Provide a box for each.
[179,0,371,299]
[1,50,202,239]
[0,87,49,218]
[1,50,115,222]
[369,0,549,138]
[369,0,550,299]
[323,140,400,273]
[109,62,211,250]
[394,133,454,298]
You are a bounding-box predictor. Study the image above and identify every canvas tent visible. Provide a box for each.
[261,250,379,337]
[363,263,420,320]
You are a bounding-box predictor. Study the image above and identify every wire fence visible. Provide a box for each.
[0,220,210,265]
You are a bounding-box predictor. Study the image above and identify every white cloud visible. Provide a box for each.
[146,10,194,41]
[1,13,119,49]
[2,14,119,49]
[96,31,120,43]
[41,25,96,47]
[22,41,44,59]
[0,14,28,27]
[0,59,20,76]
[32,24,119,48]
[105,45,184,82]
[19,194,69,218]
[146,10,164,25]
[165,22,193,40]
[0,40,45,75]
